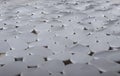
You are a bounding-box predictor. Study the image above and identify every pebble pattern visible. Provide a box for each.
[0,0,120,76]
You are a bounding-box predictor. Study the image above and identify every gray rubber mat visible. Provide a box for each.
[0,0,120,76]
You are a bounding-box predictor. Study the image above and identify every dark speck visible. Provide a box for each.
[106,33,111,36]
[14,57,23,62]
[4,23,7,25]
[115,61,120,64]
[43,46,48,48]
[0,28,3,30]
[44,57,48,61]
[0,64,5,67]
[63,59,72,65]
[88,51,94,56]
[31,29,38,35]
[60,72,64,75]
[99,70,103,74]
[108,46,113,50]
[15,26,19,28]
[73,41,77,44]
[83,27,88,30]
[15,74,21,76]
[27,65,38,68]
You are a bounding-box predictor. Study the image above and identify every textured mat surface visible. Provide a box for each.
[0,0,120,76]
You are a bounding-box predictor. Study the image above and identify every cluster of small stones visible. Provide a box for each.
[0,0,120,76]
